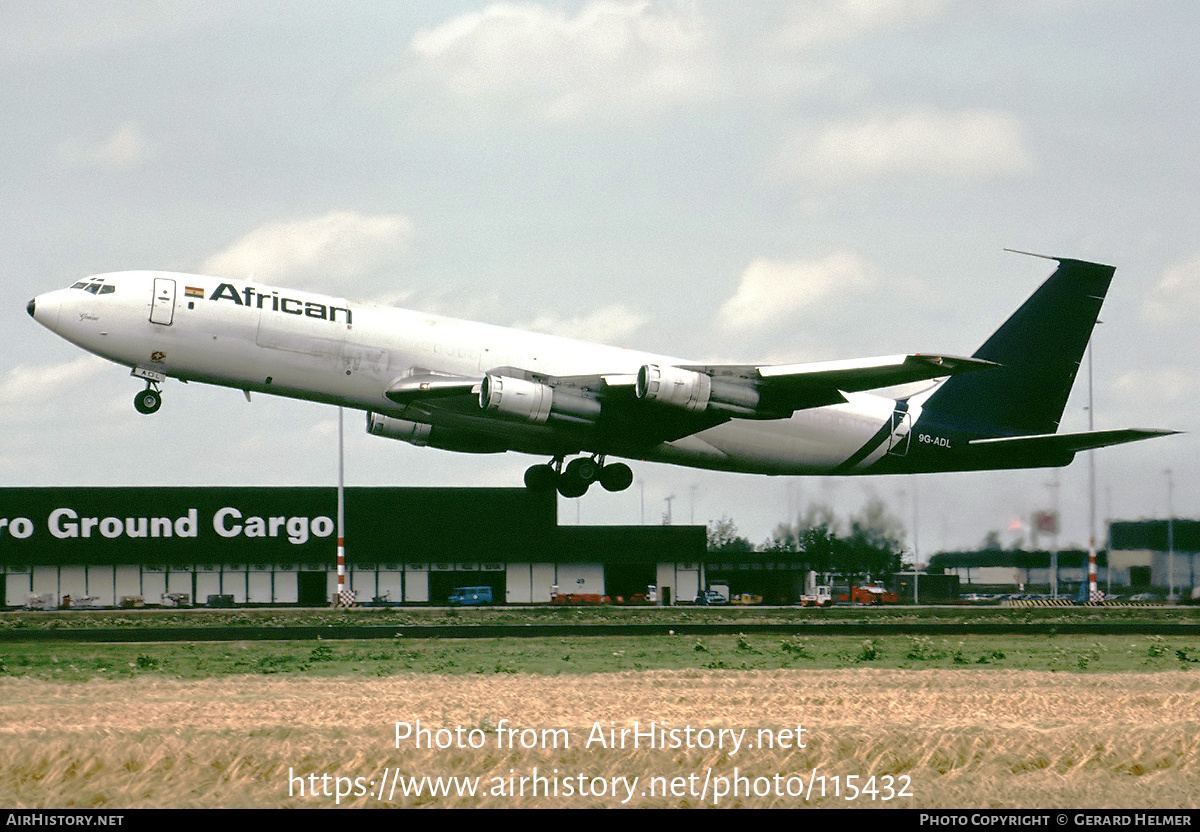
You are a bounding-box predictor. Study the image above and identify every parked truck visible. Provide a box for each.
[798,571,834,607]
[839,582,899,605]
[801,572,898,606]
[798,585,833,607]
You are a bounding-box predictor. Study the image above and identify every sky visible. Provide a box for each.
[2,0,1197,558]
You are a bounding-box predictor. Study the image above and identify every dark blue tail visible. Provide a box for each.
[920,256,1113,438]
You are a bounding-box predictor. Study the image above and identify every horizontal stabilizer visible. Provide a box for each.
[969,428,1180,455]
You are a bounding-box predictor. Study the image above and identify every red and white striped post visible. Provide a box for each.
[1088,540,1103,603]
[334,407,354,608]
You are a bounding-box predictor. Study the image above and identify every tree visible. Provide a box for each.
[763,520,837,572]
[843,498,906,578]
[706,516,754,553]
[766,499,905,579]
[842,520,904,578]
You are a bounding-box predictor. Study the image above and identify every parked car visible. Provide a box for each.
[695,589,727,606]
[449,586,493,606]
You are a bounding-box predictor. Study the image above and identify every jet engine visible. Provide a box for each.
[479,374,600,425]
[366,413,507,453]
[636,364,760,416]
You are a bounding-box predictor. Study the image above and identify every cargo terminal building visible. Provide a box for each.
[0,487,710,607]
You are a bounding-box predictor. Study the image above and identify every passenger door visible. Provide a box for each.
[150,277,176,326]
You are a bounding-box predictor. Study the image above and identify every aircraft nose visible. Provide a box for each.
[27,292,61,331]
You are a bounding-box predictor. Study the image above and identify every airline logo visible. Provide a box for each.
[207,282,353,324]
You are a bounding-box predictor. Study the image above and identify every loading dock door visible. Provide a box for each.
[298,572,327,606]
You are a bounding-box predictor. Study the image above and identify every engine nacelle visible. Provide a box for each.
[636,364,711,412]
[367,412,432,445]
[479,374,600,425]
[366,413,506,453]
[479,374,552,423]
[636,364,761,416]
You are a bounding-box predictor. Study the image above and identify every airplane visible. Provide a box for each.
[26,254,1175,497]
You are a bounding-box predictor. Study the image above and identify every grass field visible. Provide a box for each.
[1,630,1199,808]
[2,602,1197,632]
[2,632,1200,678]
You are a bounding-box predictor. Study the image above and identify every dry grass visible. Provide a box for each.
[2,669,1198,808]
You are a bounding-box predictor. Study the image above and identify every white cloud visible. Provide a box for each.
[1,3,225,66]
[0,356,107,406]
[776,0,951,49]
[383,1,724,124]
[773,109,1033,182]
[1143,253,1200,324]
[518,304,647,345]
[55,121,151,170]
[718,250,873,332]
[1113,366,1192,407]
[201,211,414,290]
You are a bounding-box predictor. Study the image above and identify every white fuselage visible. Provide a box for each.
[30,271,914,475]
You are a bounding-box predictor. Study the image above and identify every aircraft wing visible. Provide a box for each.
[681,353,995,415]
[382,353,993,450]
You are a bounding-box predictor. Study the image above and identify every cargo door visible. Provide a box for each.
[887,408,912,456]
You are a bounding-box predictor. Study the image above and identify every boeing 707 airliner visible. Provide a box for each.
[27,255,1174,497]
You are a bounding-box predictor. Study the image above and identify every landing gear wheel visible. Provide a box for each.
[564,457,600,483]
[556,473,589,498]
[557,458,599,498]
[598,462,633,492]
[524,463,558,491]
[134,388,162,415]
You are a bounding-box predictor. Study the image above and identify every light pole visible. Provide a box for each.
[1085,338,1100,602]
[912,484,919,605]
[1167,468,1175,601]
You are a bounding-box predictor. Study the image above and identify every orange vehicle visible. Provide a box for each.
[840,583,898,605]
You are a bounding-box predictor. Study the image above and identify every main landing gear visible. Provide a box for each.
[524,456,634,498]
[133,384,162,415]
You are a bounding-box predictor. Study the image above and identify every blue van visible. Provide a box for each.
[449,586,493,606]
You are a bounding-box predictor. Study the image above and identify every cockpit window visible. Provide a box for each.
[71,279,115,295]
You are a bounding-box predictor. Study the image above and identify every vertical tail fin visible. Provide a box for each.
[921,256,1114,437]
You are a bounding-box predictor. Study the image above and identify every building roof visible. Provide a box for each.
[1110,519,1200,552]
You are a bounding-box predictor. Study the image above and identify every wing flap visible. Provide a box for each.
[753,353,993,388]
[678,353,995,417]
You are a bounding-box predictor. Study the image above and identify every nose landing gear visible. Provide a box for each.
[524,456,634,498]
[134,384,162,414]
[130,367,166,415]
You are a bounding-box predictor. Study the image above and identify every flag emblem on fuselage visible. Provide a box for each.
[185,286,204,298]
